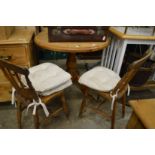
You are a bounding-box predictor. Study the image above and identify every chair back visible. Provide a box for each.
[0,60,39,102]
[112,49,153,97]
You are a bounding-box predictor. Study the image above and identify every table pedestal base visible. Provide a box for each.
[66,53,88,94]
[66,53,79,83]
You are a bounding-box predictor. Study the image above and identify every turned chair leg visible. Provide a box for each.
[61,92,69,118]
[121,94,126,118]
[16,101,22,129]
[33,109,39,129]
[111,100,117,129]
[79,97,87,117]
[79,88,88,118]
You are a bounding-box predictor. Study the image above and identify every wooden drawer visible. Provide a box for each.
[0,82,12,102]
[0,46,29,102]
[0,46,28,66]
[0,70,8,83]
[0,29,35,102]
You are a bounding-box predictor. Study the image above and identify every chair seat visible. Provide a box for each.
[40,80,72,96]
[79,66,121,92]
[40,91,63,104]
[21,63,72,95]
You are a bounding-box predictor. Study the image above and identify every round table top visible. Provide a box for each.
[34,30,109,53]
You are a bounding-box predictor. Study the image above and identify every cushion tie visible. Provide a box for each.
[11,87,16,107]
[110,85,130,111]
[110,89,120,111]
[26,98,49,117]
[127,85,130,96]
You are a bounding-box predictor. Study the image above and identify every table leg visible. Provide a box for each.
[66,53,79,83]
[66,53,88,93]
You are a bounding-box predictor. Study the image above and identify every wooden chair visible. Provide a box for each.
[0,60,70,129]
[126,99,155,129]
[78,49,152,129]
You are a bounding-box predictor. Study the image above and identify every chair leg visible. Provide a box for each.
[96,95,100,101]
[79,88,88,117]
[33,109,39,129]
[60,92,69,118]
[16,101,22,129]
[111,100,117,129]
[121,94,126,118]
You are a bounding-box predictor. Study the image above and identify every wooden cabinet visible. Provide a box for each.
[0,26,15,40]
[0,29,36,102]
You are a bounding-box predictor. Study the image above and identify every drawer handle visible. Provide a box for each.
[0,55,12,61]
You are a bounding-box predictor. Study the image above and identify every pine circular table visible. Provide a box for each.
[34,29,110,83]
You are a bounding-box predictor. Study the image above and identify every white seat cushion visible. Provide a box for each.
[79,66,121,92]
[40,80,72,96]
[21,63,72,95]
